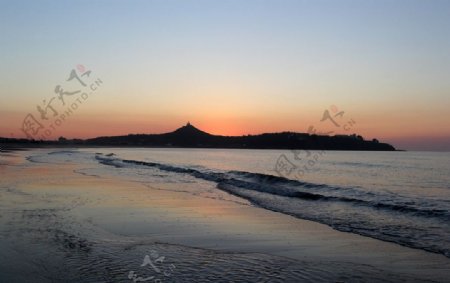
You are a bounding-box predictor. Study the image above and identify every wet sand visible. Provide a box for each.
[1,149,450,282]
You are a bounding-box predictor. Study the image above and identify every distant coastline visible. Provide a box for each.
[2,123,396,151]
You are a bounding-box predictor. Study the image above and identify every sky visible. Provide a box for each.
[1,0,449,151]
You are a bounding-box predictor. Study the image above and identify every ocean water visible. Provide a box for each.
[34,148,450,258]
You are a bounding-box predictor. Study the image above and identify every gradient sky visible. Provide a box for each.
[1,0,450,150]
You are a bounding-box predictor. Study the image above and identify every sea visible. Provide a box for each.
[30,148,450,258]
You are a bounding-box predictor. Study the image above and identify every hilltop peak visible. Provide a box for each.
[172,123,210,137]
[184,121,195,129]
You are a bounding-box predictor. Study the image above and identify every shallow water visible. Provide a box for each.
[84,148,450,258]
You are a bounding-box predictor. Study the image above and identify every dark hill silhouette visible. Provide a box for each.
[83,123,396,151]
[0,123,396,150]
[171,122,210,137]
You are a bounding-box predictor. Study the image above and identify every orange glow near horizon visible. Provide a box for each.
[2,107,450,150]
[3,109,449,145]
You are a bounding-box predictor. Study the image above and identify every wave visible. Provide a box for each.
[95,154,450,220]
[93,153,450,258]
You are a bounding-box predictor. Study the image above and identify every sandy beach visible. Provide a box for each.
[0,149,449,282]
